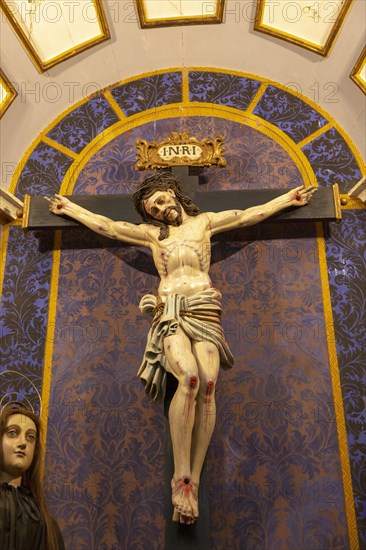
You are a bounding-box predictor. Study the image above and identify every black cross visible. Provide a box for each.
[23,167,340,234]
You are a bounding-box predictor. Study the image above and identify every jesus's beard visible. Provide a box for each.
[163,203,182,226]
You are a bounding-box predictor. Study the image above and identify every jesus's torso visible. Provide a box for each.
[148,214,213,298]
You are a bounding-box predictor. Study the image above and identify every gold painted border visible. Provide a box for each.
[41,136,78,161]
[135,0,225,28]
[254,0,355,57]
[350,46,366,95]
[316,224,359,550]
[40,231,62,470]
[297,122,333,150]
[0,67,17,118]
[182,67,190,104]
[340,195,366,210]
[332,183,342,222]
[104,90,127,120]
[0,224,10,301]
[0,0,110,74]
[246,82,267,114]
[22,193,31,230]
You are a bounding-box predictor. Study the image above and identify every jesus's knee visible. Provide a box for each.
[198,378,217,401]
[178,372,200,396]
[206,378,216,394]
[189,375,199,389]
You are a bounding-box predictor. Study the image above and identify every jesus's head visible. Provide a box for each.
[132,171,199,240]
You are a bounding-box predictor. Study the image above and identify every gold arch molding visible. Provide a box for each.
[59,105,318,195]
[9,67,365,198]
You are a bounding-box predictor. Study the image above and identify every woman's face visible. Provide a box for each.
[1,413,37,483]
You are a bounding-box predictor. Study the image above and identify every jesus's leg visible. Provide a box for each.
[164,328,200,522]
[190,341,220,490]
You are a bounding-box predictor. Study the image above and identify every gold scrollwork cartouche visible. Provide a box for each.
[135,132,226,171]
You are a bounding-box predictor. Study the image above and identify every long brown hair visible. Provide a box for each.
[0,405,59,550]
[133,171,200,240]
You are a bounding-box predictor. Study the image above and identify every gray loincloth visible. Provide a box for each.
[137,288,234,402]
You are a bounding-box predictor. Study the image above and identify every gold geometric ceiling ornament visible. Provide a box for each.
[135,132,226,170]
[350,46,366,95]
[0,68,17,118]
[254,0,355,56]
[135,0,225,28]
[0,0,110,73]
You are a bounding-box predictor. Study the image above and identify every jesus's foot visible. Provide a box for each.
[171,476,199,523]
[172,507,196,525]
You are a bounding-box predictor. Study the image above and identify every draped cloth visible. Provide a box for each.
[0,483,64,550]
[137,288,234,402]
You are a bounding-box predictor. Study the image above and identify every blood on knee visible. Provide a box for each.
[206,379,215,394]
[189,375,198,389]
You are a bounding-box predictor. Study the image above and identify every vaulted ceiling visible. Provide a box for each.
[0,0,365,192]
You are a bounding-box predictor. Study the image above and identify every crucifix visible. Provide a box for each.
[22,131,340,233]
[21,133,340,546]
[23,170,340,234]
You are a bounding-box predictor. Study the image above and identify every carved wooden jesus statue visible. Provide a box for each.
[45,172,315,524]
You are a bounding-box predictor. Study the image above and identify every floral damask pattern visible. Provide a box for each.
[189,71,261,110]
[110,72,182,116]
[16,142,74,200]
[325,211,366,547]
[301,127,362,192]
[45,242,164,548]
[75,117,303,196]
[47,97,119,153]
[192,119,302,191]
[0,227,53,413]
[208,238,349,549]
[73,124,157,195]
[45,233,350,549]
[253,85,329,143]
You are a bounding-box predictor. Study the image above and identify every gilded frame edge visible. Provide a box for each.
[254,0,355,57]
[0,0,110,74]
[350,46,366,95]
[135,0,225,29]
[0,67,17,118]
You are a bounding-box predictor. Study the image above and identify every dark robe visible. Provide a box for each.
[0,483,64,550]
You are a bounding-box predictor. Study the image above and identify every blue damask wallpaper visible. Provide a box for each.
[325,211,366,538]
[110,72,182,116]
[253,85,329,144]
[302,127,362,192]
[1,69,364,550]
[16,142,74,200]
[47,96,120,154]
[0,228,53,412]
[189,71,261,110]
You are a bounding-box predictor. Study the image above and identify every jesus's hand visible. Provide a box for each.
[44,194,71,215]
[287,185,317,207]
